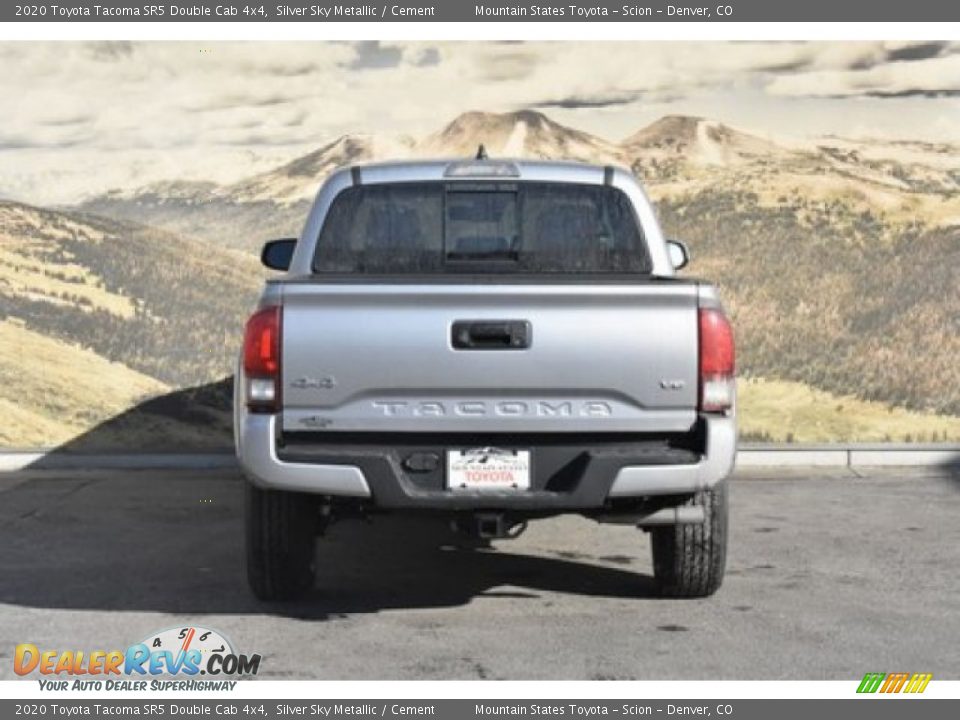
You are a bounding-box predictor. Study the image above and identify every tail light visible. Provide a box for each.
[698,307,735,413]
[243,306,281,413]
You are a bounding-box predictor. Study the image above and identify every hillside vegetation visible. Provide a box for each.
[0,319,165,447]
[0,201,261,388]
[739,378,960,443]
[659,192,960,416]
[0,201,260,448]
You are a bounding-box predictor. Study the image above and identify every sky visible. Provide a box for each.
[2,41,959,205]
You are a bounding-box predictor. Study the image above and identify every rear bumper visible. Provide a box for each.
[235,413,736,508]
[608,416,736,497]
[236,413,372,497]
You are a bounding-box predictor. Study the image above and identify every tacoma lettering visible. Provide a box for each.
[370,400,613,417]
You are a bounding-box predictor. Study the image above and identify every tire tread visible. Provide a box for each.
[245,483,317,601]
[651,480,728,598]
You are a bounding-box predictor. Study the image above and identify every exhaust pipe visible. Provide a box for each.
[637,506,705,526]
[599,506,705,527]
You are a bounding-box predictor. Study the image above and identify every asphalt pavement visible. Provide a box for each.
[1,464,958,680]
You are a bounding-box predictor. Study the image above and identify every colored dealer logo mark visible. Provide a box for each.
[13,626,260,678]
[857,672,932,694]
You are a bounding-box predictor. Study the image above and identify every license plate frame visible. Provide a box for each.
[447,447,531,492]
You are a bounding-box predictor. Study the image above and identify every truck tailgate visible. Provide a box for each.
[280,282,699,434]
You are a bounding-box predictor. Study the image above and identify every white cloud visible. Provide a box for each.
[767,53,960,98]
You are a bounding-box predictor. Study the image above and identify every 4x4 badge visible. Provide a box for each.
[290,376,336,390]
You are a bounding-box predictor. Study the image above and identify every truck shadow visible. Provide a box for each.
[0,490,658,617]
[291,516,660,616]
[5,448,658,618]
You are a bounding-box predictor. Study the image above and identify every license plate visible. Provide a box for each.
[447,447,531,491]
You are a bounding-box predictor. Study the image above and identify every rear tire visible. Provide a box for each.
[245,482,319,601]
[651,480,728,598]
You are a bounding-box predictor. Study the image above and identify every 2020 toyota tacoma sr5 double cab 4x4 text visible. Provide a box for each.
[235,156,736,600]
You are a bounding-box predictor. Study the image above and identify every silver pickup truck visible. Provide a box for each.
[235,156,736,601]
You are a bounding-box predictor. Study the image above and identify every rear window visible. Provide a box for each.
[312,181,651,275]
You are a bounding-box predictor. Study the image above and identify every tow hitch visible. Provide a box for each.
[454,512,528,540]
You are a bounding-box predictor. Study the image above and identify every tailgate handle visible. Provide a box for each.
[452,320,531,350]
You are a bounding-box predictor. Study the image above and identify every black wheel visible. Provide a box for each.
[245,482,319,601]
[651,480,728,598]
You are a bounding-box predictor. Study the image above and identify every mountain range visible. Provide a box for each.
[78,110,960,252]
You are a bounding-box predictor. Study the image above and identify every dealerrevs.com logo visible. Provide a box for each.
[14,626,261,691]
